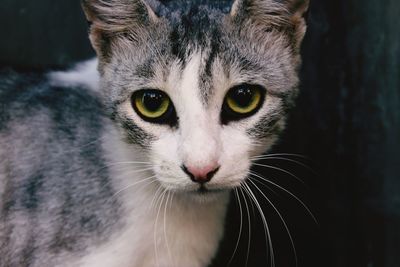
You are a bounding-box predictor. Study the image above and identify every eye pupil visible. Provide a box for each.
[232,88,254,107]
[142,92,164,111]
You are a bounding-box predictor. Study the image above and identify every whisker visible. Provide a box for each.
[119,167,154,177]
[109,175,156,200]
[228,188,244,266]
[106,161,154,166]
[251,156,317,176]
[247,178,298,267]
[238,186,252,267]
[99,161,153,174]
[251,163,305,184]
[154,188,168,267]
[60,137,105,155]
[252,153,311,160]
[76,136,105,150]
[242,182,275,267]
[100,167,154,193]
[150,185,165,211]
[250,171,318,225]
[169,191,175,210]
[164,191,173,266]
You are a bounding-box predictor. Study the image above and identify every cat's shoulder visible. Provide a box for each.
[0,59,103,131]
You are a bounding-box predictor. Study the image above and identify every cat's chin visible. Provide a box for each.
[187,189,229,203]
[169,186,231,203]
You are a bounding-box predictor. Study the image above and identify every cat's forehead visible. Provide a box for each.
[105,3,297,106]
[163,50,228,107]
[167,6,225,63]
[107,10,225,100]
[157,0,233,15]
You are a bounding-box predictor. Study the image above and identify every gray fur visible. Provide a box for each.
[0,71,121,266]
[83,0,307,138]
[1,0,308,265]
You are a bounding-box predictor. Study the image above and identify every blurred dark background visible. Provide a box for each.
[1,0,399,266]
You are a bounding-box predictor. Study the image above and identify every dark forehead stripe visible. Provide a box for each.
[199,27,223,104]
[168,6,221,62]
[167,5,226,105]
[169,27,187,63]
[159,0,232,16]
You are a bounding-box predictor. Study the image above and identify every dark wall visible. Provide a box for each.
[0,0,94,68]
[295,1,400,266]
[1,0,399,266]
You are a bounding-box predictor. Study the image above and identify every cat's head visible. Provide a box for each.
[82,0,309,198]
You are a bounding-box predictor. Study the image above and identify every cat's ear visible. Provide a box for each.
[81,0,158,60]
[230,0,309,50]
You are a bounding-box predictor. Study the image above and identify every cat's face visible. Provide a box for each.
[83,0,308,197]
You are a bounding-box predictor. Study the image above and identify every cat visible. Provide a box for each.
[0,0,309,266]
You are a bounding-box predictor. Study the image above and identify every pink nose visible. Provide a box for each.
[182,163,220,184]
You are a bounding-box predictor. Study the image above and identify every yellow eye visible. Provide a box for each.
[132,90,175,124]
[223,84,265,119]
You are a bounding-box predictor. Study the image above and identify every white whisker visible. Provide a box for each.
[247,178,298,267]
[251,156,317,175]
[150,185,165,211]
[63,137,105,155]
[120,167,154,177]
[238,186,252,267]
[109,175,156,200]
[252,163,305,184]
[242,182,275,267]
[252,153,311,160]
[97,166,155,193]
[106,161,154,166]
[154,188,168,267]
[250,171,318,225]
[164,191,173,266]
[228,188,244,266]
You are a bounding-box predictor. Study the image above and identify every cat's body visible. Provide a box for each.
[0,64,228,267]
[0,0,309,266]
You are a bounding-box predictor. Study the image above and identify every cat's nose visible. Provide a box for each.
[182,163,220,184]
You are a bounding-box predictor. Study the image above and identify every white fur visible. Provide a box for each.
[64,50,278,266]
[47,58,100,91]
[75,124,229,267]
[174,52,221,170]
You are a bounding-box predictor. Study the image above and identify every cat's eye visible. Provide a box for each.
[221,84,265,123]
[131,89,177,125]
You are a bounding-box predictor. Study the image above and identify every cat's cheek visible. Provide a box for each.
[148,133,189,188]
[216,127,253,185]
[246,117,286,157]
